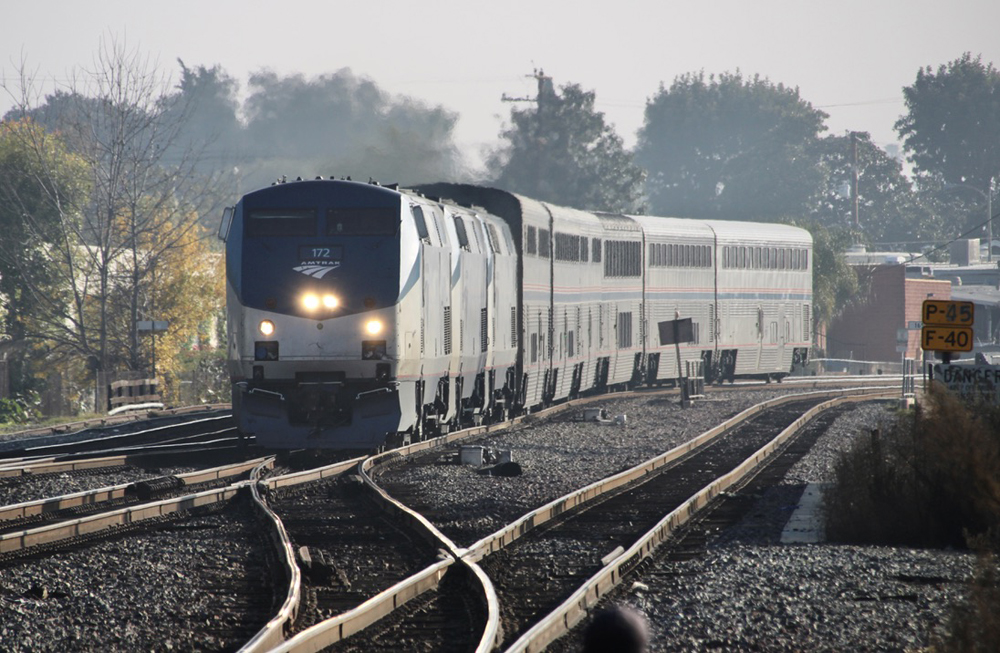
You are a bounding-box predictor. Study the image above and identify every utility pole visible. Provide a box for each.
[851,131,860,231]
[987,175,994,264]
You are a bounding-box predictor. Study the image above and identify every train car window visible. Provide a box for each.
[538,229,551,258]
[411,206,430,241]
[803,250,809,269]
[705,246,712,267]
[580,236,589,262]
[555,233,581,261]
[246,209,317,236]
[792,249,799,269]
[526,226,537,255]
[326,207,398,235]
[592,238,602,263]
[452,215,470,250]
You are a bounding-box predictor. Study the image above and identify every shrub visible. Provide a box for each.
[824,383,1000,549]
[0,396,31,425]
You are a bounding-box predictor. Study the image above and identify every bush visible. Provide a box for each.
[824,383,1000,549]
[0,396,32,425]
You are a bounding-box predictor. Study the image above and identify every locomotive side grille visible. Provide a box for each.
[617,312,633,349]
[803,304,810,341]
[481,308,488,351]
[421,317,425,354]
[510,306,517,347]
[444,306,452,355]
[460,319,465,352]
[709,305,715,342]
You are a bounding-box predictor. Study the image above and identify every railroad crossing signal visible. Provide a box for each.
[921,299,975,353]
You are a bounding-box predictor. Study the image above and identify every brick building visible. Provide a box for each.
[825,265,951,362]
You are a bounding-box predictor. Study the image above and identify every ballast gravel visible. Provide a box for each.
[382,391,979,651]
[0,501,273,653]
[0,384,981,650]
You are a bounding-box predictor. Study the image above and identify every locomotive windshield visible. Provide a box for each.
[246,209,317,236]
[326,207,399,235]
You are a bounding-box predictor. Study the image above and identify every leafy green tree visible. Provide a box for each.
[241,68,461,187]
[808,222,860,345]
[636,71,828,220]
[159,60,244,174]
[810,132,947,246]
[0,119,90,399]
[896,53,1000,191]
[488,76,646,213]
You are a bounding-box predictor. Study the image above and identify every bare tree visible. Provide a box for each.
[1,36,223,411]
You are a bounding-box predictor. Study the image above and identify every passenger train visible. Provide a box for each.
[220,179,812,450]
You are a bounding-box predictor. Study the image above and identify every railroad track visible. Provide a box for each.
[258,386,892,653]
[0,385,897,651]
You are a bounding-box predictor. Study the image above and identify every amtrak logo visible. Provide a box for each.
[294,262,341,278]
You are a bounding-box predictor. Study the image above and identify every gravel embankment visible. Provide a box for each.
[0,466,197,507]
[0,500,274,653]
[378,387,818,546]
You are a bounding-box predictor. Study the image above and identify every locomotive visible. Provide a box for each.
[220,179,812,450]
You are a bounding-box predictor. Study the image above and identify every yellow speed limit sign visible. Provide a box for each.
[922,299,974,326]
[921,325,973,352]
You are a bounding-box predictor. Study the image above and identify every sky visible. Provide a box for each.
[3,0,1000,172]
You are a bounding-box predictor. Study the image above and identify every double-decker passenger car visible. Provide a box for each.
[222,179,812,450]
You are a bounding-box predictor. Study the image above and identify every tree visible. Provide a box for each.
[807,223,861,351]
[0,119,89,400]
[636,71,828,220]
[1,37,223,411]
[487,73,646,213]
[896,53,1000,192]
[809,132,947,247]
[241,68,461,187]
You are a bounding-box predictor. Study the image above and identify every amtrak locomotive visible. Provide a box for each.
[221,179,812,450]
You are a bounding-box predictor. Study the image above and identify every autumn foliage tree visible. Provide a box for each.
[1,37,226,412]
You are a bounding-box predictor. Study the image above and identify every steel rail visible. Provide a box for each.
[502,390,896,652]
[0,483,245,554]
[0,457,273,523]
[259,388,887,652]
[237,460,305,653]
[0,403,230,440]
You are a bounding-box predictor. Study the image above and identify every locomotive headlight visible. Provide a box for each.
[259,320,275,336]
[322,293,339,309]
[365,319,383,335]
[302,293,320,311]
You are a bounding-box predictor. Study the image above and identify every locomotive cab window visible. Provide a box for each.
[410,205,430,241]
[246,209,317,236]
[326,207,399,235]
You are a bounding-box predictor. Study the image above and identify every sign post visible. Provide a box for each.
[137,320,169,380]
[658,314,695,406]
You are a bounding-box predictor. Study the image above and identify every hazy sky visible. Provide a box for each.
[3,0,999,170]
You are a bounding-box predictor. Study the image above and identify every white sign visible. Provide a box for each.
[896,345,909,353]
[932,364,1000,403]
[136,320,169,332]
[908,321,922,330]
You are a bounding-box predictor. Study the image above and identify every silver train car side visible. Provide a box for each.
[222,179,812,450]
